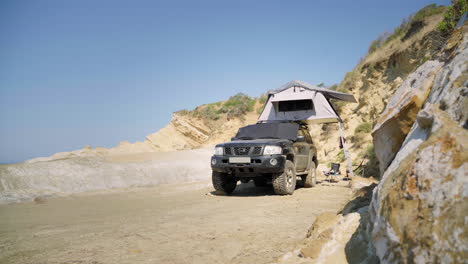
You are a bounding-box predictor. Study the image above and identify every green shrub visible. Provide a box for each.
[256,106,264,115]
[181,93,256,121]
[328,84,338,90]
[354,122,372,134]
[192,105,221,120]
[175,109,190,116]
[413,4,446,21]
[359,144,380,178]
[368,39,380,54]
[368,33,392,54]
[365,145,374,157]
[384,18,410,44]
[332,100,346,114]
[218,93,255,120]
[438,0,468,34]
[257,93,268,105]
[350,133,365,145]
[256,93,269,114]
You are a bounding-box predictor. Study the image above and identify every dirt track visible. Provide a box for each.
[0,180,351,264]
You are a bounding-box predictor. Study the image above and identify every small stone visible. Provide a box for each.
[33,197,47,204]
[417,110,434,129]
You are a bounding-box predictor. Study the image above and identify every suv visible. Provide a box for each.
[210,122,317,195]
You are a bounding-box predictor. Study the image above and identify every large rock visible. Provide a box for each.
[370,108,468,263]
[369,25,468,264]
[372,60,443,175]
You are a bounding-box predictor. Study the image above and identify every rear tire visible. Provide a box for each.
[212,171,237,194]
[302,161,317,188]
[253,177,268,187]
[272,160,296,195]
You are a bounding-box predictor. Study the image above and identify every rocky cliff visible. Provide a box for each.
[278,4,467,263]
[293,9,454,180]
[369,22,467,263]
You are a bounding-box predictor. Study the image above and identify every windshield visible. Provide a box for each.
[234,123,299,140]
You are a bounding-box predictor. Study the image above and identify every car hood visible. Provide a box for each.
[219,139,291,146]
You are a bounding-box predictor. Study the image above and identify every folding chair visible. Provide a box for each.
[323,163,341,182]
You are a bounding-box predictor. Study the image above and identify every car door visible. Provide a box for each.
[304,131,316,169]
[293,129,311,172]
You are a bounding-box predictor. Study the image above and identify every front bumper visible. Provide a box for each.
[211,154,286,175]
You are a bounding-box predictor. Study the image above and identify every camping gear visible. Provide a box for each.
[323,163,341,182]
[234,123,299,141]
[257,80,357,178]
[257,80,356,124]
[338,121,353,178]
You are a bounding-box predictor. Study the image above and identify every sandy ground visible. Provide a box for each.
[0,180,351,264]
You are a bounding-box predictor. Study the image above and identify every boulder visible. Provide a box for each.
[370,108,468,263]
[369,27,468,263]
[372,60,443,175]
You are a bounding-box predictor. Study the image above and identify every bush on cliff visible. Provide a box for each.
[217,93,256,120]
[438,0,468,34]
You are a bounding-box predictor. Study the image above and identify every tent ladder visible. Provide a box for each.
[338,121,354,178]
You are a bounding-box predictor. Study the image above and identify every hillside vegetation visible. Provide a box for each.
[176,93,258,121]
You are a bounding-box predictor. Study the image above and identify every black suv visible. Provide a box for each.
[211,122,318,195]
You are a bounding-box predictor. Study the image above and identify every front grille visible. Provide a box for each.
[252,146,262,155]
[224,145,263,156]
[234,147,251,155]
[224,147,232,155]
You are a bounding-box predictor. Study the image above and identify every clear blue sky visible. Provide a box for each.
[0,0,450,163]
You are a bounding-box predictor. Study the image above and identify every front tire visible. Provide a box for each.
[302,161,317,188]
[272,160,296,195]
[212,171,237,194]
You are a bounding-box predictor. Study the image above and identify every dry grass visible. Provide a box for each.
[364,14,445,65]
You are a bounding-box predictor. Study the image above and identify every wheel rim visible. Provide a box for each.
[286,168,293,187]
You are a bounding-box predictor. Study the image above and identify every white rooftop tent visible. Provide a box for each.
[258,80,357,124]
[258,80,357,177]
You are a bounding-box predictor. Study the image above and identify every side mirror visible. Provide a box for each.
[296,136,306,142]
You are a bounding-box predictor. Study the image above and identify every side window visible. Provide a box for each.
[278,100,314,112]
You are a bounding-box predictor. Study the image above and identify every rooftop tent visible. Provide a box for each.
[257,80,357,124]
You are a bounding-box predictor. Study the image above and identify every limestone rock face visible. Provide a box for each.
[370,108,467,263]
[369,26,468,264]
[372,60,443,174]
[170,114,211,145]
[426,26,468,128]
[146,113,212,151]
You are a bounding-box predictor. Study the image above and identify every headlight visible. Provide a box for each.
[263,145,282,155]
[214,147,224,155]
